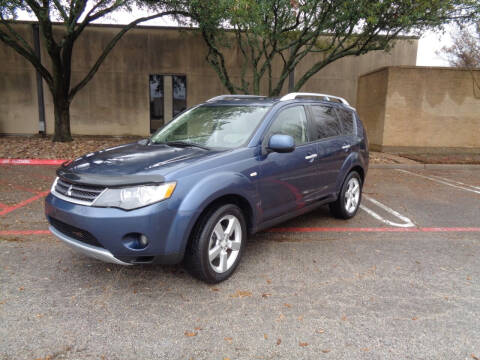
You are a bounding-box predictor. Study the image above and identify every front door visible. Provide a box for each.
[258,106,319,221]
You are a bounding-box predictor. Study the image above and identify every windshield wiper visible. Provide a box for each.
[165,141,210,150]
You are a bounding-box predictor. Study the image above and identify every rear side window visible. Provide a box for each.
[267,106,309,145]
[310,105,342,140]
[336,108,355,135]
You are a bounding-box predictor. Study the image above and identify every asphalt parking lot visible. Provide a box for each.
[0,165,479,360]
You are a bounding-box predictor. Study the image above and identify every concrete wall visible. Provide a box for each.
[297,38,418,106]
[0,23,418,136]
[357,66,480,153]
[0,24,39,134]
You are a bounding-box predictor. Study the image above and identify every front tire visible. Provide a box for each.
[184,204,246,283]
[329,171,362,219]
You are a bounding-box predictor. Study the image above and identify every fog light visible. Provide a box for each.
[139,234,148,247]
[122,233,149,250]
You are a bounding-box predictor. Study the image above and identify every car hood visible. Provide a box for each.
[57,140,216,186]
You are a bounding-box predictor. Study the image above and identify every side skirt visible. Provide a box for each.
[252,195,336,234]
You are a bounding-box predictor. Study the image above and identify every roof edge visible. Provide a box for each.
[4,20,420,39]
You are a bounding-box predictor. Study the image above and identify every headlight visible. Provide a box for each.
[93,182,176,210]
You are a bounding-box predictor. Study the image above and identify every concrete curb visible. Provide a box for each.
[371,163,480,170]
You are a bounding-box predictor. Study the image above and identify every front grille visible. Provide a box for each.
[49,216,104,248]
[54,177,105,204]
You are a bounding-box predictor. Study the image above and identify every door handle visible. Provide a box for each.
[305,154,318,160]
[342,144,351,151]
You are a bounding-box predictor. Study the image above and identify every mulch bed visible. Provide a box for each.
[0,135,143,160]
[399,153,480,165]
[0,135,452,165]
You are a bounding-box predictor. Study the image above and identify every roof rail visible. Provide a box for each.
[280,92,349,106]
[206,94,268,102]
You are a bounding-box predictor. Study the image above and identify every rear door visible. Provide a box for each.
[335,106,360,152]
[258,105,319,221]
[308,104,350,197]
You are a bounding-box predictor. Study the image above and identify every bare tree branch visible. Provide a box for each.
[69,10,189,100]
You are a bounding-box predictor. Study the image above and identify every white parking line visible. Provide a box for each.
[396,169,480,195]
[360,194,415,228]
[427,174,480,191]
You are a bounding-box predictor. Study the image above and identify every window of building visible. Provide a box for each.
[267,106,309,145]
[173,75,187,117]
[310,105,342,140]
[149,74,187,133]
[149,75,164,133]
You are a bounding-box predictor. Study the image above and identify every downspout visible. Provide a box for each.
[32,24,46,136]
[288,46,295,93]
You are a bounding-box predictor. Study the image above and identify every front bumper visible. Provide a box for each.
[45,193,188,265]
[49,225,131,265]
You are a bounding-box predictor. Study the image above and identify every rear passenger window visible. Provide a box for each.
[336,108,355,135]
[267,106,309,145]
[310,105,342,140]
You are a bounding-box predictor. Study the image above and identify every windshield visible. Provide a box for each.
[150,105,270,149]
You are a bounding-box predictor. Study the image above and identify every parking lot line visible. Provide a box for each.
[360,195,415,228]
[396,169,480,195]
[427,173,480,190]
[0,178,43,195]
[0,190,50,216]
[2,227,480,237]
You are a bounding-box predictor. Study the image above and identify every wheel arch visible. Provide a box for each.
[191,194,255,236]
[166,171,258,261]
[335,152,366,195]
[350,165,365,183]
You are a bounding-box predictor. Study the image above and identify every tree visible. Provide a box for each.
[185,0,480,96]
[0,0,186,141]
[440,22,480,97]
[441,22,480,68]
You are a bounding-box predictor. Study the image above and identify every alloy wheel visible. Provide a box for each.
[344,177,360,214]
[208,215,242,273]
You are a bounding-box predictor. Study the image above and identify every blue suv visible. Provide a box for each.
[45,92,368,283]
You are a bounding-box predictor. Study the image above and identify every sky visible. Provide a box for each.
[416,29,453,66]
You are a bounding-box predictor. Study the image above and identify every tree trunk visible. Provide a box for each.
[52,97,72,142]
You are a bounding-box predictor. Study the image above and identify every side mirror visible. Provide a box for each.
[268,134,295,153]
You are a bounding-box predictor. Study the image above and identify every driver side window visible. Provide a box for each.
[267,106,309,146]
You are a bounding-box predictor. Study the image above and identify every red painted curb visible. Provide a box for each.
[0,230,51,235]
[0,159,67,165]
[267,227,480,233]
[1,227,480,237]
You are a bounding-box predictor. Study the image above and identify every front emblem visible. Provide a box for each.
[67,185,73,196]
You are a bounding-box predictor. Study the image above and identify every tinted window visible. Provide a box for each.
[336,108,355,135]
[267,106,308,145]
[310,105,342,140]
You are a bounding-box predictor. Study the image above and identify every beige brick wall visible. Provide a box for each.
[0,23,418,136]
[0,24,39,135]
[357,66,480,153]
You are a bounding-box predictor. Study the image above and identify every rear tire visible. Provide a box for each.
[329,171,362,219]
[184,204,246,283]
